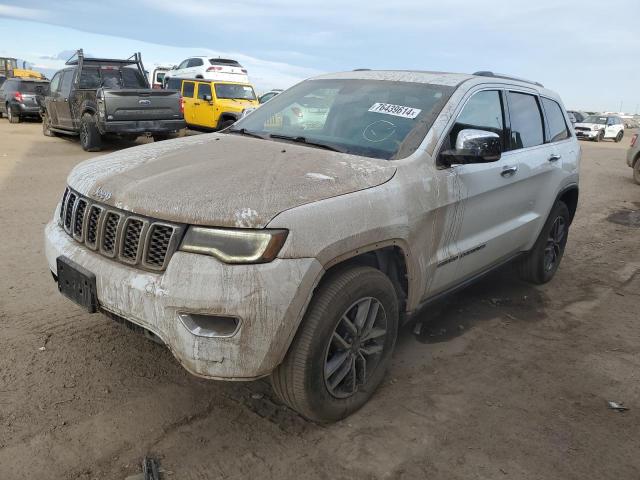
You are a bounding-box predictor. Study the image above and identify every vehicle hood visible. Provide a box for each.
[67,133,397,228]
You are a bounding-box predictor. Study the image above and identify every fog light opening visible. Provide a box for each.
[179,313,240,338]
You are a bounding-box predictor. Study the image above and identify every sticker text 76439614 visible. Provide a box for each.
[368,103,422,119]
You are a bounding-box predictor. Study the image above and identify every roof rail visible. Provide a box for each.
[472,71,544,88]
[353,68,371,71]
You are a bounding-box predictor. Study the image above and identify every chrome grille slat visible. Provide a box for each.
[58,188,181,271]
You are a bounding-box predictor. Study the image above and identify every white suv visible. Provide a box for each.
[45,70,580,422]
[165,56,249,84]
[574,114,625,142]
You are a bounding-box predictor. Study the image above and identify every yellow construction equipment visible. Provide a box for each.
[0,57,47,80]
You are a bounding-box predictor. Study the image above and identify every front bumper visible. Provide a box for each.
[575,129,599,139]
[45,221,323,380]
[99,119,186,135]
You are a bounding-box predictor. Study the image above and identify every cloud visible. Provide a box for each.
[0,4,49,21]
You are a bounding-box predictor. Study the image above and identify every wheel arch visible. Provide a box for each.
[556,184,579,224]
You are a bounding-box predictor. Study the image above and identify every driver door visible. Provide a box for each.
[435,89,525,286]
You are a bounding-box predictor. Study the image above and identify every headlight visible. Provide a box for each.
[591,125,599,131]
[179,226,288,264]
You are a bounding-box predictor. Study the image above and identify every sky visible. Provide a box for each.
[0,0,638,112]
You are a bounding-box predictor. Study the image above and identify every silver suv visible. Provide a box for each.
[45,70,580,422]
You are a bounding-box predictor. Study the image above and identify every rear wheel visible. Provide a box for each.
[7,105,20,124]
[633,159,640,185]
[79,113,102,151]
[615,130,624,143]
[152,133,170,142]
[518,201,570,284]
[271,266,399,423]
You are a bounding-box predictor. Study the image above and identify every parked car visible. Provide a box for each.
[0,77,49,123]
[627,133,640,184]
[165,77,259,130]
[41,49,185,151]
[45,69,579,422]
[165,57,249,84]
[150,66,171,89]
[567,110,587,124]
[574,114,625,142]
[258,89,283,104]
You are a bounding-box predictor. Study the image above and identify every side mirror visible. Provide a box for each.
[440,129,502,166]
[203,94,212,102]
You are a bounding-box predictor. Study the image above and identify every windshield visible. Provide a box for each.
[215,83,256,100]
[583,115,607,124]
[79,66,147,89]
[231,78,454,160]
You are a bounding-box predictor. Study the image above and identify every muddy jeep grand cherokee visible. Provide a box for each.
[45,70,580,422]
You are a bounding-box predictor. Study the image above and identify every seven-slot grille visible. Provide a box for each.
[58,187,183,271]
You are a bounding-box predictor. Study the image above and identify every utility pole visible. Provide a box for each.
[619,100,623,113]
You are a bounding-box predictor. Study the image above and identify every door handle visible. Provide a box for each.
[194,102,200,106]
[500,165,518,177]
[548,154,561,162]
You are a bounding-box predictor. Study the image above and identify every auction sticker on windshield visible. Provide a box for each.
[368,103,421,119]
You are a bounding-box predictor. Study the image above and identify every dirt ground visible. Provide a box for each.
[1,120,639,480]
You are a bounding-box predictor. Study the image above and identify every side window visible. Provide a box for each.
[177,60,189,70]
[49,72,62,93]
[508,92,544,149]
[541,97,569,142]
[187,58,203,68]
[449,90,504,148]
[166,78,182,90]
[182,81,195,98]
[198,83,212,99]
[60,70,74,97]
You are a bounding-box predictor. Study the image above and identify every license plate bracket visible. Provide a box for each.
[56,256,98,313]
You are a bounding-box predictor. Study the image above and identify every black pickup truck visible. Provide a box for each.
[41,50,185,151]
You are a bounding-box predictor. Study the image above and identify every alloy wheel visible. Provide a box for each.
[323,297,387,399]
[543,216,566,272]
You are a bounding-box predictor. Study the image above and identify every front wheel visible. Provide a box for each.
[79,113,102,151]
[615,131,624,143]
[152,133,170,142]
[271,266,399,423]
[633,159,640,185]
[42,112,55,137]
[518,201,570,284]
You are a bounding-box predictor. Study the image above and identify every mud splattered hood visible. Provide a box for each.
[67,133,396,228]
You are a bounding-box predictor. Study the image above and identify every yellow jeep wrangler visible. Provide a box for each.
[169,78,259,130]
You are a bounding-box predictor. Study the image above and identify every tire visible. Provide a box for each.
[518,201,571,284]
[7,105,20,124]
[79,113,102,151]
[633,159,640,185]
[152,133,170,142]
[615,131,624,143]
[593,130,603,142]
[218,119,234,130]
[42,112,55,137]
[271,266,399,423]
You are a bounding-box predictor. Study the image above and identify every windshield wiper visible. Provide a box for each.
[226,128,267,139]
[269,134,345,153]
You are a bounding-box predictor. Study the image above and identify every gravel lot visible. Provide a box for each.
[1,121,639,480]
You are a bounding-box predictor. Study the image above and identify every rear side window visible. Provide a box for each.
[508,92,544,149]
[187,58,203,67]
[182,81,195,98]
[198,83,212,99]
[541,97,569,142]
[450,90,504,147]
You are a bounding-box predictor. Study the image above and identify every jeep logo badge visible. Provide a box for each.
[138,99,151,105]
[94,186,112,201]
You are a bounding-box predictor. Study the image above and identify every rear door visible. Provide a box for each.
[187,58,204,77]
[181,81,196,124]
